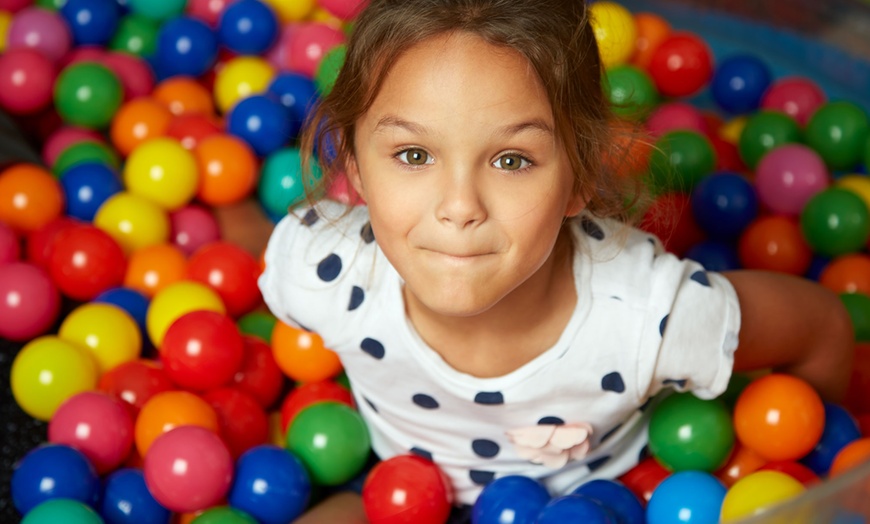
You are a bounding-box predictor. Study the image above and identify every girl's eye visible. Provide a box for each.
[397,148,432,166]
[494,153,531,171]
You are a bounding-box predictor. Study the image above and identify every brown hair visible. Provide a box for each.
[301,0,641,221]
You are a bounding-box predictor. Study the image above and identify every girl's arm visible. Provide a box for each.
[723,270,855,402]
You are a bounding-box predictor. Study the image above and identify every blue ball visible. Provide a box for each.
[100,469,171,524]
[94,287,150,334]
[685,240,742,272]
[646,471,725,524]
[691,172,758,239]
[218,0,279,55]
[572,479,645,524]
[536,494,616,524]
[155,16,218,78]
[805,254,831,282]
[227,94,293,157]
[60,162,123,222]
[268,72,318,139]
[710,54,772,114]
[801,403,862,476]
[471,475,550,524]
[11,444,100,516]
[60,0,121,46]
[228,445,311,524]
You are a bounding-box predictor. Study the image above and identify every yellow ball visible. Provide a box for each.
[123,137,199,211]
[589,1,637,68]
[261,0,315,22]
[719,116,748,145]
[94,192,170,254]
[720,470,805,522]
[58,303,142,374]
[11,336,98,421]
[0,11,12,53]
[146,280,226,347]
[214,56,276,114]
[836,175,870,212]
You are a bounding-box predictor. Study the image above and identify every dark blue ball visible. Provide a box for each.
[228,445,311,524]
[100,468,171,524]
[472,475,550,524]
[268,72,318,140]
[155,16,218,78]
[60,162,123,222]
[691,171,759,240]
[60,0,121,46]
[227,94,293,157]
[536,494,616,524]
[685,240,742,272]
[94,287,150,334]
[218,0,279,55]
[711,54,772,114]
[572,479,645,524]
[11,444,100,515]
[801,403,862,476]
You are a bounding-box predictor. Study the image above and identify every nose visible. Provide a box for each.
[435,169,486,229]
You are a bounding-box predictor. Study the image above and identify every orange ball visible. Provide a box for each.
[124,243,188,298]
[110,97,173,157]
[738,216,812,275]
[134,390,219,457]
[194,134,258,205]
[733,374,825,462]
[0,163,64,234]
[271,322,342,383]
[830,438,870,477]
[152,76,215,117]
[715,442,766,488]
[820,254,870,295]
[604,119,653,179]
[631,12,671,70]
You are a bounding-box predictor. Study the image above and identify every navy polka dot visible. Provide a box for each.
[360,222,375,244]
[601,372,625,393]
[647,237,656,246]
[639,445,651,461]
[610,295,623,301]
[363,396,378,413]
[317,254,342,282]
[601,424,622,442]
[690,270,711,287]
[639,398,653,412]
[469,470,495,486]
[348,286,365,311]
[587,455,611,472]
[410,447,433,461]
[581,218,605,240]
[474,391,504,405]
[664,378,688,389]
[412,393,439,409]
[659,315,669,336]
[471,439,500,458]
[301,208,319,226]
[360,337,385,359]
[537,416,565,426]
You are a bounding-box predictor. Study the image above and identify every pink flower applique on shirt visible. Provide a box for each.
[505,422,593,469]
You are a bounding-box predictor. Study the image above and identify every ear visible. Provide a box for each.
[344,155,365,199]
[565,190,589,218]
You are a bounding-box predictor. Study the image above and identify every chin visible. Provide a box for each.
[417,289,502,318]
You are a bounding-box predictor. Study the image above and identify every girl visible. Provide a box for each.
[258,0,854,520]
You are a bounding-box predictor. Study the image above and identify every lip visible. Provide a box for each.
[422,248,493,261]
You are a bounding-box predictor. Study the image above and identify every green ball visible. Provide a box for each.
[237,311,278,343]
[800,188,870,257]
[647,130,716,194]
[53,142,121,177]
[258,147,323,218]
[717,372,753,412]
[285,401,371,486]
[841,293,870,342]
[109,14,160,57]
[649,393,735,472]
[21,499,103,524]
[127,0,186,20]
[315,44,347,96]
[191,507,258,524]
[864,134,870,172]
[805,101,870,172]
[34,0,65,9]
[54,63,123,129]
[605,64,659,120]
[738,110,801,169]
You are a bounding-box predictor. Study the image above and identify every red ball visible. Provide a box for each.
[186,241,262,317]
[648,32,713,98]
[639,192,706,257]
[165,113,222,151]
[26,217,79,270]
[202,387,269,459]
[100,51,155,101]
[48,224,126,300]
[0,48,56,115]
[758,461,820,487]
[618,457,670,504]
[738,216,812,275]
[280,380,354,432]
[232,335,285,409]
[362,455,453,524]
[0,261,60,341]
[159,310,245,391]
[98,359,176,417]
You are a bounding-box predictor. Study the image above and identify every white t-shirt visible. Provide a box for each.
[259,201,741,506]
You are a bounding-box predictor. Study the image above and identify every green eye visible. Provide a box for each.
[495,153,529,171]
[400,148,430,165]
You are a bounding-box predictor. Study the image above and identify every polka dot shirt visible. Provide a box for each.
[259,201,741,505]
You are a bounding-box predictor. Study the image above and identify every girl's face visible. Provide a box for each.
[348,32,586,318]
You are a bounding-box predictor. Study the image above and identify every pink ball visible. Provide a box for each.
[48,391,134,474]
[169,205,221,256]
[143,425,234,513]
[318,0,368,21]
[101,52,155,101]
[326,172,364,206]
[761,77,826,126]
[57,45,107,70]
[187,0,237,27]
[645,101,707,138]
[0,220,21,265]
[0,48,55,115]
[0,261,60,341]
[266,23,298,72]
[7,7,72,64]
[755,144,830,216]
[287,22,345,78]
[42,126,104,167]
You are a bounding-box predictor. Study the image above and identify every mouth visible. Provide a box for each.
[422,248,494,263]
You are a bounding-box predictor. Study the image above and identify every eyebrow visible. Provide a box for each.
[372,115,554,138]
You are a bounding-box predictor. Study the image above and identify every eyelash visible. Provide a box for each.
[392,147,535,173]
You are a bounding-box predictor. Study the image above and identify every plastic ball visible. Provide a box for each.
[49,223,127,300]
[7,7,72,63]
[286,401,371,486]
[0,48,55,114]
[187,241,261,317]
[617,457,669,504]
[638,192,706,257]
[754,144,829,216]
[837,175,870,213]
[800,187,870,257]
[123,137,199,211]
[605,64,658,120]
[167,113,222,150]
[760,76,826,126]
[733,374,825,462]
[127,0,186,21]
[800,402,861,476]
[124,243,188,298]
[54,140,121,175]
[21,499,103,524]
[647,130,716,194]
[471,475,550,524]
[841,292,870,342]
[258,147,322,217]
[284,22,345,79]
[588,1,636,68]
[153,76,215,117]
[758,461,820,487]
[193,134,258,205]
[155,16,218,78]
[227,445,310,524]
[42,126,103,167]
[268,72,317,133]
[169,204,221,256]
[737,110,801,169]
[95,286,150,337]
[203,388,269,459]
[630,12,670,69]
[135,390,219,456]
[238,311,278,342]
[110,97,173,156]
[98,359,174,416]
[318,0,366,20]
[94,191,171,253]
[279,380,353,431]
[25,217,79,271]
[684,240,741,272]
[0,163,64,234]
[572,479,644,524]
[59,0,120,46]
[648,31,712,98]
[829,437,870,477]
[362,454,452,524]
[820,254,870,295]
[737,216,812,275]
[102,51,156,101]
[271,321,342,383]
[100,468,172,524]
[649,392,734,472]
[710,54,771,114]
[218,0,278,55]
[53,62,123,129]
[720,471,804,522]
[313,43,345,96]
[645,101,706,138]
[0,262,60,341]
[191,507,258,523]
[0,220,19,265]
[805,101,870,172]
[214,55,275,114]
[109,13,160,57]
[58,302,141,373]
[715,442,766,488]
[160,310,245,391]
[646,471,725,524]
[690,172,758,240]
[145,280,226,347]
[11,444,99,515]
[536,494,615,524]
[144,425,234,513]
[232,335,284,408]
[59,162,123,221]
[187,0,235,26]
[226,94,292,157]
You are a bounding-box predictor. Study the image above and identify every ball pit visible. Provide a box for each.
[2,0,870,523]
